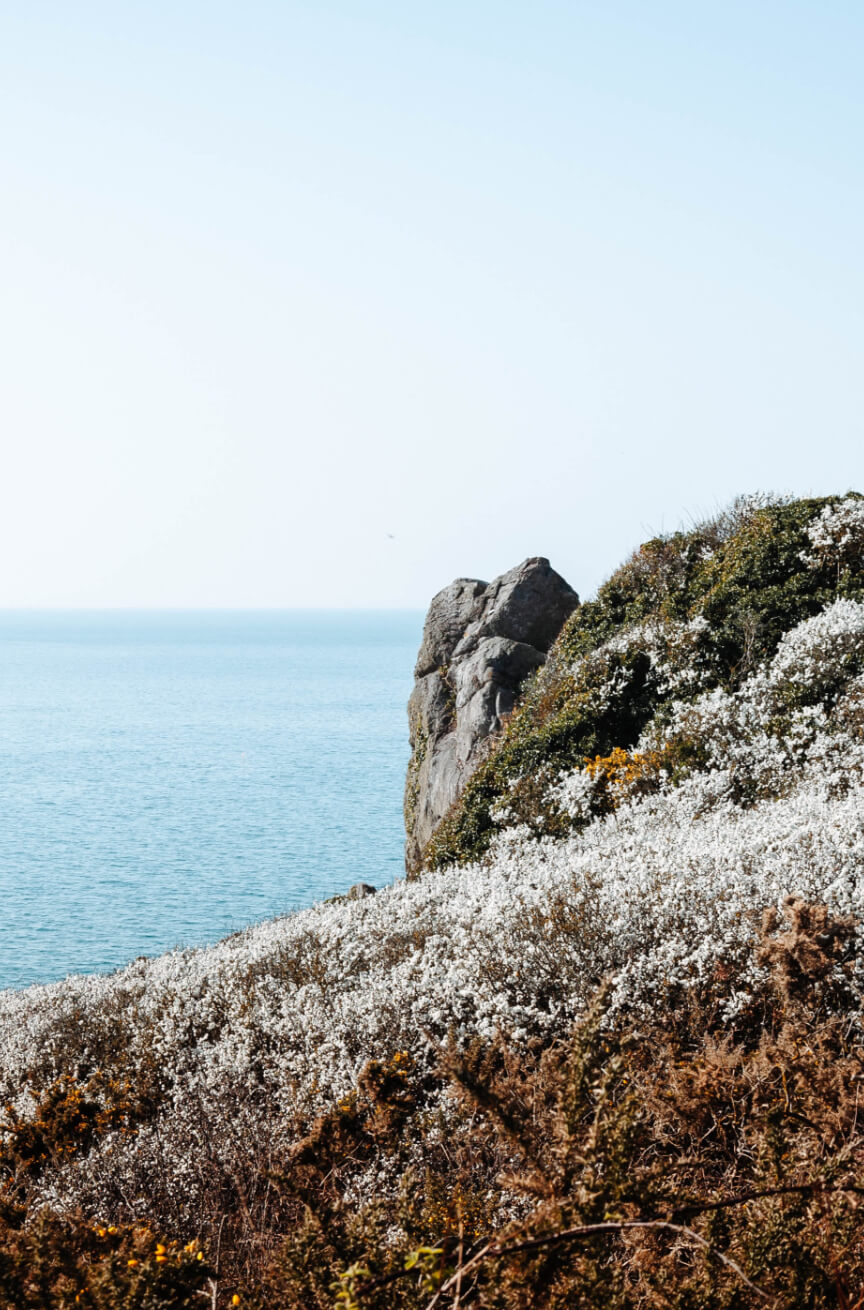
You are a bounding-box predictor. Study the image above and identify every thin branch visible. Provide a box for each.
[453,1220,464,1310]
[672,1180,864,1218]
[426,1220,774,1308]
[213,1213,227,1278]
[366,1180,864,1308]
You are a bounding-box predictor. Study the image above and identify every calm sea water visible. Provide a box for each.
[0,611,422,991]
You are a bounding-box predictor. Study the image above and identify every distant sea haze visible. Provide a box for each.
[0,610,422,991]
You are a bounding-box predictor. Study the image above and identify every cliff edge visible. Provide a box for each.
[404,556,578,873]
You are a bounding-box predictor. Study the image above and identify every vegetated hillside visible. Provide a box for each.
[425,492,864,869]
[1,494,863,1310]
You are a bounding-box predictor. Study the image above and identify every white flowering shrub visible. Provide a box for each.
[547,766,597,820]
[587,614,712,700]
[801,494,864,575]
[629,598,864,804]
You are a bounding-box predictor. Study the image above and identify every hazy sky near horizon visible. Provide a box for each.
[1,1,862,608]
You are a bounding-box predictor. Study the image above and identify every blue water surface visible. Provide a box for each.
[0,611,422,990]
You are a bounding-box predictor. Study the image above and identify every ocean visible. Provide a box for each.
[0,610,423,991]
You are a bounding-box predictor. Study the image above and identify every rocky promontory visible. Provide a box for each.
[404,556,578,873]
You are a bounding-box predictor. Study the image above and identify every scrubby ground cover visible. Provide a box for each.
[425,492,864,869]
[1,493,864,1308]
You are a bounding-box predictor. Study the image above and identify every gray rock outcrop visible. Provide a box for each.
[405,557,578,874]
[347,882,377,900]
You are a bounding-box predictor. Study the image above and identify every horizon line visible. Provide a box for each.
[0,605,427,613]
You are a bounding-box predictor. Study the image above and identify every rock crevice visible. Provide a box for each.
[405,557,578,873]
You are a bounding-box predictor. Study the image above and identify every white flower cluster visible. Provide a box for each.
[0,599,862,1222]
[801,495,864,571]
[642,598,864,801]
[576,614,712,705]
[548,766,597,821]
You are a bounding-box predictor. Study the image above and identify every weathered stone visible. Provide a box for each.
[405,557,578,874]
[347,882,377,900]
[413,578,488,678]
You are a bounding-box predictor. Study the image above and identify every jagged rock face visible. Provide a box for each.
[405,557,579,874]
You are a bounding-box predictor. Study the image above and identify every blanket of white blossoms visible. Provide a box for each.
[1,577,863,1221]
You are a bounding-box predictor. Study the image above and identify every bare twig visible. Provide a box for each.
[453,1220,464,1310]
[193,1278,218,1309]
[426,1220,774,1308]
[213,1213,227,1278]
[360,1180,864,1309]
[672,1180,864,1219]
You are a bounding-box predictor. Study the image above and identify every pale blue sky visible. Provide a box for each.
[1,1,862,607]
